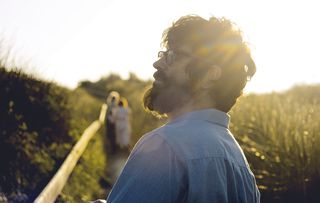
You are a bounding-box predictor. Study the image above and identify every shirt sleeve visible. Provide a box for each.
[106,134,187,203]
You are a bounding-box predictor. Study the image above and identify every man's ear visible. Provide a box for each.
[200,65,222,89]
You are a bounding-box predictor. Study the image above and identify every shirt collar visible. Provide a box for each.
[169,108,230,128]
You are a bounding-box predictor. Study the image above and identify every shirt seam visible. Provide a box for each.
[155,133,187,166]
[153,133,189,202]
[187,156,248,169]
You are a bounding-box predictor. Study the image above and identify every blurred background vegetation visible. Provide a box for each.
[0,62,319,203]
[0,66,164,202]
[230,85,320,203]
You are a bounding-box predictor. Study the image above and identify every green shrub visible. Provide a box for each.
[0,67,72,201]
[0,68,109,202]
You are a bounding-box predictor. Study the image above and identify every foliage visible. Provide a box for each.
[230,85,320,203]
[59,88,109,202]
[0,67,108,202]
[0,67,73,201]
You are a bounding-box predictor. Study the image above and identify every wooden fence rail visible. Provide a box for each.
[34,104,108,203]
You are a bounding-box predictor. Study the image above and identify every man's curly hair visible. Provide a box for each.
[161,15,256,112]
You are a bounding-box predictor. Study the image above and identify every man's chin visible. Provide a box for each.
[153,80,165,87]
[143,81,191,117]
[143,86,169,117]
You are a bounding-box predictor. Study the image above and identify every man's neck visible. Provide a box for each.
[168,96,216,121]
[167,102,194,121]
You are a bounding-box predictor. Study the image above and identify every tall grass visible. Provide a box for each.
[230,85,320,202]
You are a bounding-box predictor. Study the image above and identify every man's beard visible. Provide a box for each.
[143,77,192,117]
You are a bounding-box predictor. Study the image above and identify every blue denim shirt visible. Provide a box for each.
[107,109,260,203]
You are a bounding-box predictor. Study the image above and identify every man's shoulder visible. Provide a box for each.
[147,119,244,162]
[138,119,222,145]
[161,118,224,141]
[132,125,168,150]
[137,120,212,155]
[139,121,194,145]
[140,124,166,139]
[131,123,190,156]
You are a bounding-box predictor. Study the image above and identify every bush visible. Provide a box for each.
[0,67,109,202]
[0,67,72,201]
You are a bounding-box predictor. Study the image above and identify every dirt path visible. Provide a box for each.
[107,150,129,185]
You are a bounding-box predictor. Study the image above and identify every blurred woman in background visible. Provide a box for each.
[114,97,132,152]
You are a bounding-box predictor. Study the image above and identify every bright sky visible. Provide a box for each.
[0,0,319,93]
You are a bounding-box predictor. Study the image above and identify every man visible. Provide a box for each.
[106,15,260,202]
